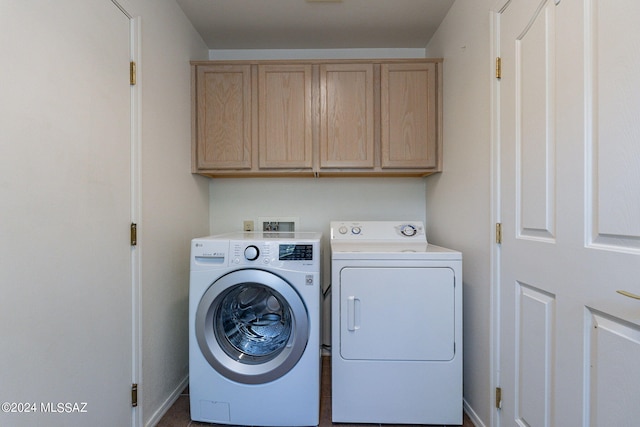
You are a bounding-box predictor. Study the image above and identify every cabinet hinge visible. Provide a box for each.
[496,223,502,244]
[130,223,137,246]
[495,386,502,409]
[130,61,137,85]
[131,383,138,407]
[495,57,502,79]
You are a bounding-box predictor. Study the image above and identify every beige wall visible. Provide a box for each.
[117,0,210,425]
[425,0,495,425]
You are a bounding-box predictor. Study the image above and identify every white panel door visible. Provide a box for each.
[0,1,133,426]
[498,0,640,426]
[340,267,455,361]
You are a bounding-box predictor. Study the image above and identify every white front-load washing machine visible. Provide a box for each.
[330,221,462,425]
[189,231,322,426]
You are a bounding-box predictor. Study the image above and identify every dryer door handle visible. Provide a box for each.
[347,296,361,331]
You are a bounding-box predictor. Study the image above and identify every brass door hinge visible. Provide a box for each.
[496,223,502,244]
[131,383,138,407]
[495,386,502,409]
[130,223,137,246]
[496,57,502,79]
[130,61,137,85]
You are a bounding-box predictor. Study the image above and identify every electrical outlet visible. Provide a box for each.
[243,220,254,232]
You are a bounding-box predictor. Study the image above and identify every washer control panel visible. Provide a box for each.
[331,221,426,241]
[191,232,321,272]
[230,241,317,267]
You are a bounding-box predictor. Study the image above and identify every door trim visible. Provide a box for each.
[109,2,143,424]
[491,2,510,427]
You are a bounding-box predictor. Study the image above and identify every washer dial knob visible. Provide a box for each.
[351,226,362,235]
[244,245,259,261]
[400,224,417,237]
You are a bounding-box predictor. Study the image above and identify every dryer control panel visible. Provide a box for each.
[331,221,426,242]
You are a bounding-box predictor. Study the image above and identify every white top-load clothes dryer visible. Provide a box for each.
[330,221,462,425]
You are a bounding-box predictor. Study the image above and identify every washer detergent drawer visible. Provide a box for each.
[339,267,455,361]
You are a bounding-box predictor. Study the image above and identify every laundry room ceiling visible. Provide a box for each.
[176,0,455,50]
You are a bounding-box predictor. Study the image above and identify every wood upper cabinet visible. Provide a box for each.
[319,63,375,168]
[194,64,252,170]
[258,64,313,169]
[192,59,442,177]
[381,62,439,169]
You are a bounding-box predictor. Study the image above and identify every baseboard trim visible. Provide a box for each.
[146,375,189,427]
[463,398,486,427]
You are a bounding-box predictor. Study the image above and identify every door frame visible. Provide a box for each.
[111,1,142,425]
[129,14,143,427]
[490,2,507,427]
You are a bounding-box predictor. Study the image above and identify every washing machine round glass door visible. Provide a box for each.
[195,269,309,384]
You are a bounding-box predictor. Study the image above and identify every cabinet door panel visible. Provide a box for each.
[381,63,438,169]
[196,65,252,169]
[258,64,313,169]
[320,64,374,168]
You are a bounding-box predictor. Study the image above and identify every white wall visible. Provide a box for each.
[116,0,210,425]
[209,178,427,235]
[209,48,426,60]
[425,0,495,425]
[209,177,427,347]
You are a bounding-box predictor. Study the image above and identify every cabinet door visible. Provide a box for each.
[381,63,438,169]
[258,64,313,169]
[195,64,252,169]
[320,63,374,168]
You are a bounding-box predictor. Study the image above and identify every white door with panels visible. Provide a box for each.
[0,1,134,425]
[497,0,640,425]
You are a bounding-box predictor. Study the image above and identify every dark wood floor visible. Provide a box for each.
[157,357,475,427]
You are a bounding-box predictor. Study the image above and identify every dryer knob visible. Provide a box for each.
[400,224,417,237]
[244,245,259,261]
